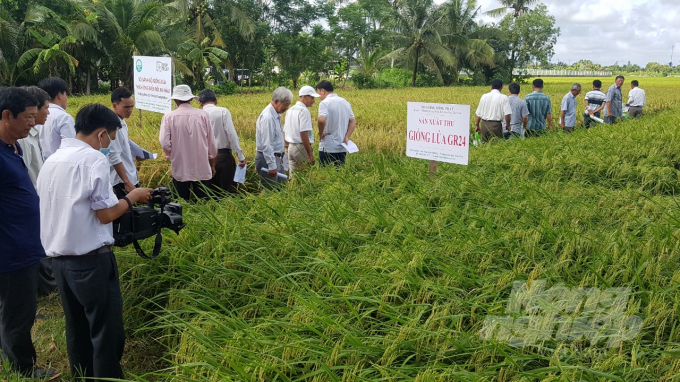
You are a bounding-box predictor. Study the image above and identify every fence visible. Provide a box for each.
[512,69,613,77]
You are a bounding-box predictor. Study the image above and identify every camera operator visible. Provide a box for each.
[37,104,152,380]
[0,87,55,378]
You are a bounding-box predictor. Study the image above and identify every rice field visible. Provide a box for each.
[19,77,680,381]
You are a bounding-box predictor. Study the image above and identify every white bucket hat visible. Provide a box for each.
[171,84,198,101]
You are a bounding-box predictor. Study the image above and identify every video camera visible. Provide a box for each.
[113,187,186,259]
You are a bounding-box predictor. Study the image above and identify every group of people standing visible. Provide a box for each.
[0,77,357,379]
[475,76,646,141]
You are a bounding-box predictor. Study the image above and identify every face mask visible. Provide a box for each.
[99,130,112,155]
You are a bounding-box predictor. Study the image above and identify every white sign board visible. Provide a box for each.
[406,102,470,165]
[132,56,172,114]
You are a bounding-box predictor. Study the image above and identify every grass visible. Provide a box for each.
[12,77,680,381]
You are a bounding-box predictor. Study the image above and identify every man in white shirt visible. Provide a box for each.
[108,87,150,198]
[37,104,152,381]
[38,77,75,159]
[198,89,246,194]
[255,87,292,189]
[475,79,512,142]
[315,80,356,166]
[16,86,58,297]
[626,80,646,118]
[284,86,319,174]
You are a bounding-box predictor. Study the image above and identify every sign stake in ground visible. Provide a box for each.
[406,102,471,174]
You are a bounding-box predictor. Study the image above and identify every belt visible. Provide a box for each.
[482,119,501,123]
[257,151,284,157]
[218,148,232,154]
[85,245,113,256]
[629,105,643,108]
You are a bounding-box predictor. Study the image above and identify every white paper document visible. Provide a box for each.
[233,164,247,183]
[341,140,359,154]
[282,152,290,172]
[129,140,157,160]
[260,168,288,180]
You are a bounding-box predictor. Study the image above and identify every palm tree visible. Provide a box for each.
[382,0,456,87]
[486,0,539,18]
[439,0,494,83]
[17,30,79,77]
[174,36,229,89]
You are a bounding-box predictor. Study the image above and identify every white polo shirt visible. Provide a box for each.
[284,101,314,144]
[202,104,245,160]
[37,138,119,257]
[318,93,354,153]
[40,104,75,159]
[628,87,646,107]
[475,89,512,121]
[107,118,139,186]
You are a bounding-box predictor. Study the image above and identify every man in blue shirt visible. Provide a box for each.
[0,87,54,378]
[560,83,581,133]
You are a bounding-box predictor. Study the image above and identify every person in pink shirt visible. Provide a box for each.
[159,85,217,200]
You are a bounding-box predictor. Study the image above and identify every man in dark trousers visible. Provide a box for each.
[37,104,152,380]
[0,87,54,378]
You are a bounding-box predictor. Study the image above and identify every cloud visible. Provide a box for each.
[471,0,680,66]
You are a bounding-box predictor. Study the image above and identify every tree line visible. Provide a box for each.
[0,0,561,94]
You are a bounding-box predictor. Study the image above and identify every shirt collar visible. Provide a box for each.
[202,103,217,110]
[267,103,280,118]
[509,94,518,98]
[60,138,94,150]
[295,101,307,108]
[49,103,66,112]
[490,89,501,94]
[29,127,40,137]
[326,93,338,99]
[178,103,193,109]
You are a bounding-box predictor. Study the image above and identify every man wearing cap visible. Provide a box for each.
[198,89,246,195]
[159,85,217,200]
[626,80,645,118]
[255,87,293,190]
[284,86,319,175]
[560,83,581,133]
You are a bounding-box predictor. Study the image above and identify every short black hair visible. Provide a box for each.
[111,87,132,103]
[592,80,602,88]
[198,89,217,104]
[0,87,40,118]
[491,79,503,90]
[532,79,544,88]
[316,80,334,92]
[22,86,50,109]
[615,75,625,81]
[74,104,122,135]
[38,77,69,100]
[631,80,639,87]
[508,82,520,95]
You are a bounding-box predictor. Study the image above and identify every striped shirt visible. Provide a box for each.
[605,84,623,117]
[584,90,606,113]
[524,91,552,131]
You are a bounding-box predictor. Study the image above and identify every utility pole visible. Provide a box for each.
[671,44,675,68]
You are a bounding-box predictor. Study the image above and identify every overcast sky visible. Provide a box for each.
[472,0,680,67]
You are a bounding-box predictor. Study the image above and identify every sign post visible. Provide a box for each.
[132,56,173,119]
[406,102,471,172]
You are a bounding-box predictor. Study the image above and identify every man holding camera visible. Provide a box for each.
[0,87,55,378]
[37,104,152,380]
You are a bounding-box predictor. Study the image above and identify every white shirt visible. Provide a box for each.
[318,93,355,153]
[284,101,314,144]
[41,104,75,159]
[107,118,139,186]
[628,87,646,107]
[17,127,44,187]
[255,103,285,171]
[202,104,245,161]
[37,138,119,257]
[475,89,512,121]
